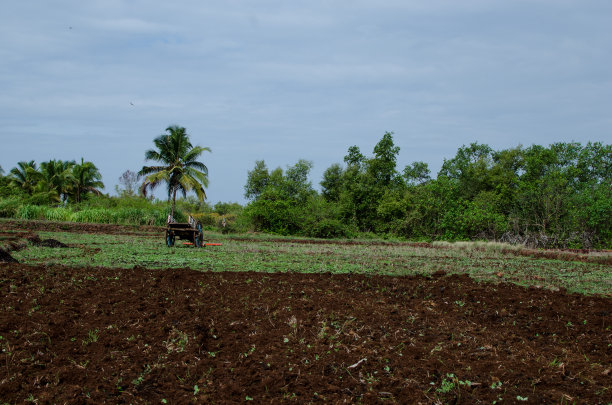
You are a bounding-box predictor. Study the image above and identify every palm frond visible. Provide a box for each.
[138,165,169,177]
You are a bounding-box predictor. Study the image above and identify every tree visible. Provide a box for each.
[36,160,76,203]
[320,163,344,202]
[403,161,431,186]
[439,142,494,199]
[244,160,270,200]
[9,160,39,195]
[344,146,365,168]
[71,158,104,203]
[283,159,315,202]
[115,170,140,197]
[139,125,211,219]
[368,131,400,186]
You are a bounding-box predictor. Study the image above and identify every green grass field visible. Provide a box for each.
[11,230,612,296]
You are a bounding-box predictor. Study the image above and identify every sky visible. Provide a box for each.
[1,0,611,204]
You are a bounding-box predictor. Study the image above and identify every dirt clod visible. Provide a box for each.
[33,238,68,248]
[0,248,18,263]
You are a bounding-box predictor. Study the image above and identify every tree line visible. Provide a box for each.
[243,133,611,248]
[0,126,210,211]
[1,129,609,248]
[0,158,104,204]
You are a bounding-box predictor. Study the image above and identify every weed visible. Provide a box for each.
[164,328,189,353]
[82,329,99,345]
[131,364,151,386]
[490,381,503,389]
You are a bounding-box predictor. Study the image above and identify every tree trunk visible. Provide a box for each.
[171,187,177,220]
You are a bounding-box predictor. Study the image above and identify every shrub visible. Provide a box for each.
[305,218,352,239]
[0,198,21,218]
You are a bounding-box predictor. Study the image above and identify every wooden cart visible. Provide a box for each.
[165,215,203,248]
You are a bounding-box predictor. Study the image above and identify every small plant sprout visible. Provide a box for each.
[82,329,99,346]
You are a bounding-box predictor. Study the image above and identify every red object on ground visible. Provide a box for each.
[204,243,222,246]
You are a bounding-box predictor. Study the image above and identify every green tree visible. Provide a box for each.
[243,160,316,234]
[283,159,315,202]
[402,176,462,240]
[71,158,104,203]
[139,125,211,220]
[439,142,494,199]
[36,159,76,203]
[403,161,431,185]
[339,132,404,232]
[9,160,39,195]
[344,146,366,168]
[368,131,401,187]
[576,142,611,184]
[244,160,270,200]
[320,163,344,202]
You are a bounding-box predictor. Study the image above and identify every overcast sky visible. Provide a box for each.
[1,1,611,204]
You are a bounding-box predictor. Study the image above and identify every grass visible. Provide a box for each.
[10,204,177,226]
[11,230,612,296]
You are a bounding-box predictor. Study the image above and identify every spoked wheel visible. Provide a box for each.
[166,231,175,247]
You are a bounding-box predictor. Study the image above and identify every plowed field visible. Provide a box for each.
[0,220,611,403]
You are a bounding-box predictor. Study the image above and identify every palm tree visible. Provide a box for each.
[139,126,211,220]
[36,160,76,203]
[72,158,104,203]
[9,160,39,195]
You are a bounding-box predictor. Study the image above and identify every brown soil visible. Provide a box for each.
[32,238,69,248]
[0,231,69,252]
[0,248,17,263]
[1,220,611,402]
[1,262,611,404]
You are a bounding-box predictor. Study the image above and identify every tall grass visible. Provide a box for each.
[1,195,242,229]
[9,203,184,226]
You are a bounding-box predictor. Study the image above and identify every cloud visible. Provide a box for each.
[1,1,611,203]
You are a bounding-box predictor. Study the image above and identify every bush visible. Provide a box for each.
[0,198,21,218]
[305,218,352,239]
[192,212,221,227]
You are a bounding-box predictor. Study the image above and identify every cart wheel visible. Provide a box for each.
[195,231,203,248]
[166,231,175,247]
